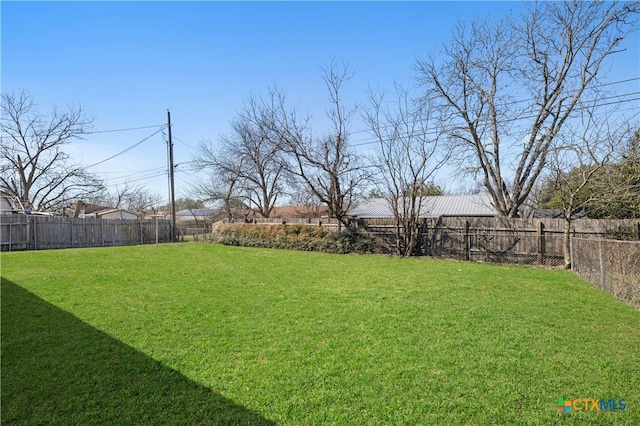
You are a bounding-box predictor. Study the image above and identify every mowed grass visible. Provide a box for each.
[2,244,639,425]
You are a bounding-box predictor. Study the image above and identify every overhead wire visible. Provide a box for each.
[101,170,169,189]
[348,76,640,137]
[173,136,198,151]
[85,124,165,134]
[84,77,639,191]
[101,167,168,184]
[348,93,640,148]
[85,125,166,168]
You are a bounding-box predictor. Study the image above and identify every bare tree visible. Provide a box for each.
[0,90,104,211]
[194,95,286,219]
[278,60,370,231]
[289,184,321,207]
[233,96,288,218]
[543,111,639,267]
[191,169,244,222]
[416,1,638,218]
[110,183,162,218]
[366,84,448,256]
[192,139,249,221]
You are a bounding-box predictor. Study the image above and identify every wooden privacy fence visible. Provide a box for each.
[357,216,640,266]
[361,216,640,238]
[0,216,173,251]
[356,225,565,266]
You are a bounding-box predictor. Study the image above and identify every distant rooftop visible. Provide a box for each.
[348,195,496,218]
[176,208,220,217]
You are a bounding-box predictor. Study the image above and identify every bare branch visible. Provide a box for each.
[365,83,449,255]
[1,90,103,211]
[416,1,638,218]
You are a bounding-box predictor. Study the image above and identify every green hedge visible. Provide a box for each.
[214,224,380,254]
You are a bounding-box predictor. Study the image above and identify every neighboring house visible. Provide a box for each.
[74,201,138,219]
[226,206,329,223]
[85,208,138,220]
[1,194,54,216]
[176,208,220,224]
[271,205,329,219]
[244,205,329,220]
[348,194,497,219]
[216,205,329,222]
[0,195,24,215]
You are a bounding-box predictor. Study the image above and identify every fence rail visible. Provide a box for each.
[0,216,173,251]
[356,228,565,266]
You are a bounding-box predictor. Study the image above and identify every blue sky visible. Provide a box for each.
[2,1,639,201]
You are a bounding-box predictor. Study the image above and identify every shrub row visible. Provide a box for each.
[214,224,380,254]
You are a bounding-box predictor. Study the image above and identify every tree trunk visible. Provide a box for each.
[563,219,572,269]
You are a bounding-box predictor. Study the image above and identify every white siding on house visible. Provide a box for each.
[83,209,138,219]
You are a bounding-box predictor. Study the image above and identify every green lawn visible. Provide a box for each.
[2,244,639,425]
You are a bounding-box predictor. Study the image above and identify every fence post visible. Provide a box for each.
[6,219,11,252]
[8,219,12,252]
[463,220,471,261]
[33,216,37,250]
[598,239,605,289]
[101,220,105,247]
[569,236,574,271]
[140,220,144,244]
[25,218,30,250]
[537,221,545,265]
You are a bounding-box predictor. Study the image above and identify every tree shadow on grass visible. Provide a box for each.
[1,278,275,425]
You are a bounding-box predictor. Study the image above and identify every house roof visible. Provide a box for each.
[1,195,24,213]
[243,205,329,219]
[348,195,496,218]
[80,207,137,219]
[94,208,137,217]
[83,203,113,214]
[176,209,220,217]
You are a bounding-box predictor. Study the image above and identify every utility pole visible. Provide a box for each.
[167,109,176,241]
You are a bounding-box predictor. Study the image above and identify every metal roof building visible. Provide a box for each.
[348,195,496,219]
[176,208,220,223]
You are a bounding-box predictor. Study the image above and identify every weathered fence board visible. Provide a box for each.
[0,216,173,251]
[360,216,639,235]
[355,217,639,266]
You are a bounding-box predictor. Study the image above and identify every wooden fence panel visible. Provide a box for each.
[0,216,173,251]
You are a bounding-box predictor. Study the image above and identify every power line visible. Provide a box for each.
[348,95,640,148]
[85,124,165,134]
[349,77,640,137]
[100,167,168,183]
[173,136,198,151]
[92,166,168,175]
[101,170,169,189]
[85,126,166,168]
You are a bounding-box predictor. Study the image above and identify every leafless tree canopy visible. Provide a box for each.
[193,92,287,219]
[191,145,244,222]
[277,60,370,231]
[365,84,448,256]
[545,106,638,267]
[108,183,162,218]
[417,0,639,217]
[0,90,104,211]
